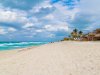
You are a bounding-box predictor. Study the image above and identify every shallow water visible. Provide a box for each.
[0,42,48,50]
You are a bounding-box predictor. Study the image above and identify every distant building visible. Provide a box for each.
[82,28,100,41]
[93,29,100,40]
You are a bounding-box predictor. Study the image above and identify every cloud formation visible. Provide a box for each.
[63,0,100,33]
[0,0,99,42]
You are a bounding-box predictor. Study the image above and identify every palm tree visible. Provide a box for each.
[78,31,83,40]
[71,32,74,39]
[73,29,78,33]
[71,29,78,40]
[79,31,83,37]
[73,29,78,40]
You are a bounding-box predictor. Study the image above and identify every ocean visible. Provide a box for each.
[0,42,48,51]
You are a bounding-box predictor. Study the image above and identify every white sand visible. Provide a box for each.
[0,47,36,60]
[0,41,100,75]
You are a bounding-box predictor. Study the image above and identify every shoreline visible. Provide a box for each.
[0,46,38,60]
[0,41,100,75]
[0,41,99,60]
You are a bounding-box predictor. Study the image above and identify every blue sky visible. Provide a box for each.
[0,0,100,42]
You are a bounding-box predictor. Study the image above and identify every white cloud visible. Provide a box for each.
[0,0,83,41]
[44,14,55,20]
[0,27,7,34]
[0,26,17,35]
[44,23,69,32]
[79,0,100,14]
[53,1,79,21]
[76,0,100,31]
[8,27,16,32]
[0,8,28,23]
[23,22,34,28]
[31,1,52,13]
[35,29,43,33]
[47,34,55,38]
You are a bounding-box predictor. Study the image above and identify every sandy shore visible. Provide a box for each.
[0,41,100,75]
[0,46,37,60]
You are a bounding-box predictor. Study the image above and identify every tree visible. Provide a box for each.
[71,29,84,40]
[73,29,78,39]
[71,29,78,40]
[79,31,83,37]
[73,29,78,33]
[79,31,83,34]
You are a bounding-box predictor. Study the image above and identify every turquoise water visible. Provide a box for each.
[0,42,48,51]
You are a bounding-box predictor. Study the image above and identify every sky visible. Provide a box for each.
[0,0,100,42]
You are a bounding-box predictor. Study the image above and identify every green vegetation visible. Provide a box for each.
[62,28,100,41]
[70,29,83,41]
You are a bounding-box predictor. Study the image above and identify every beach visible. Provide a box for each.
[0,41,100,75]
[0,46,37,60]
